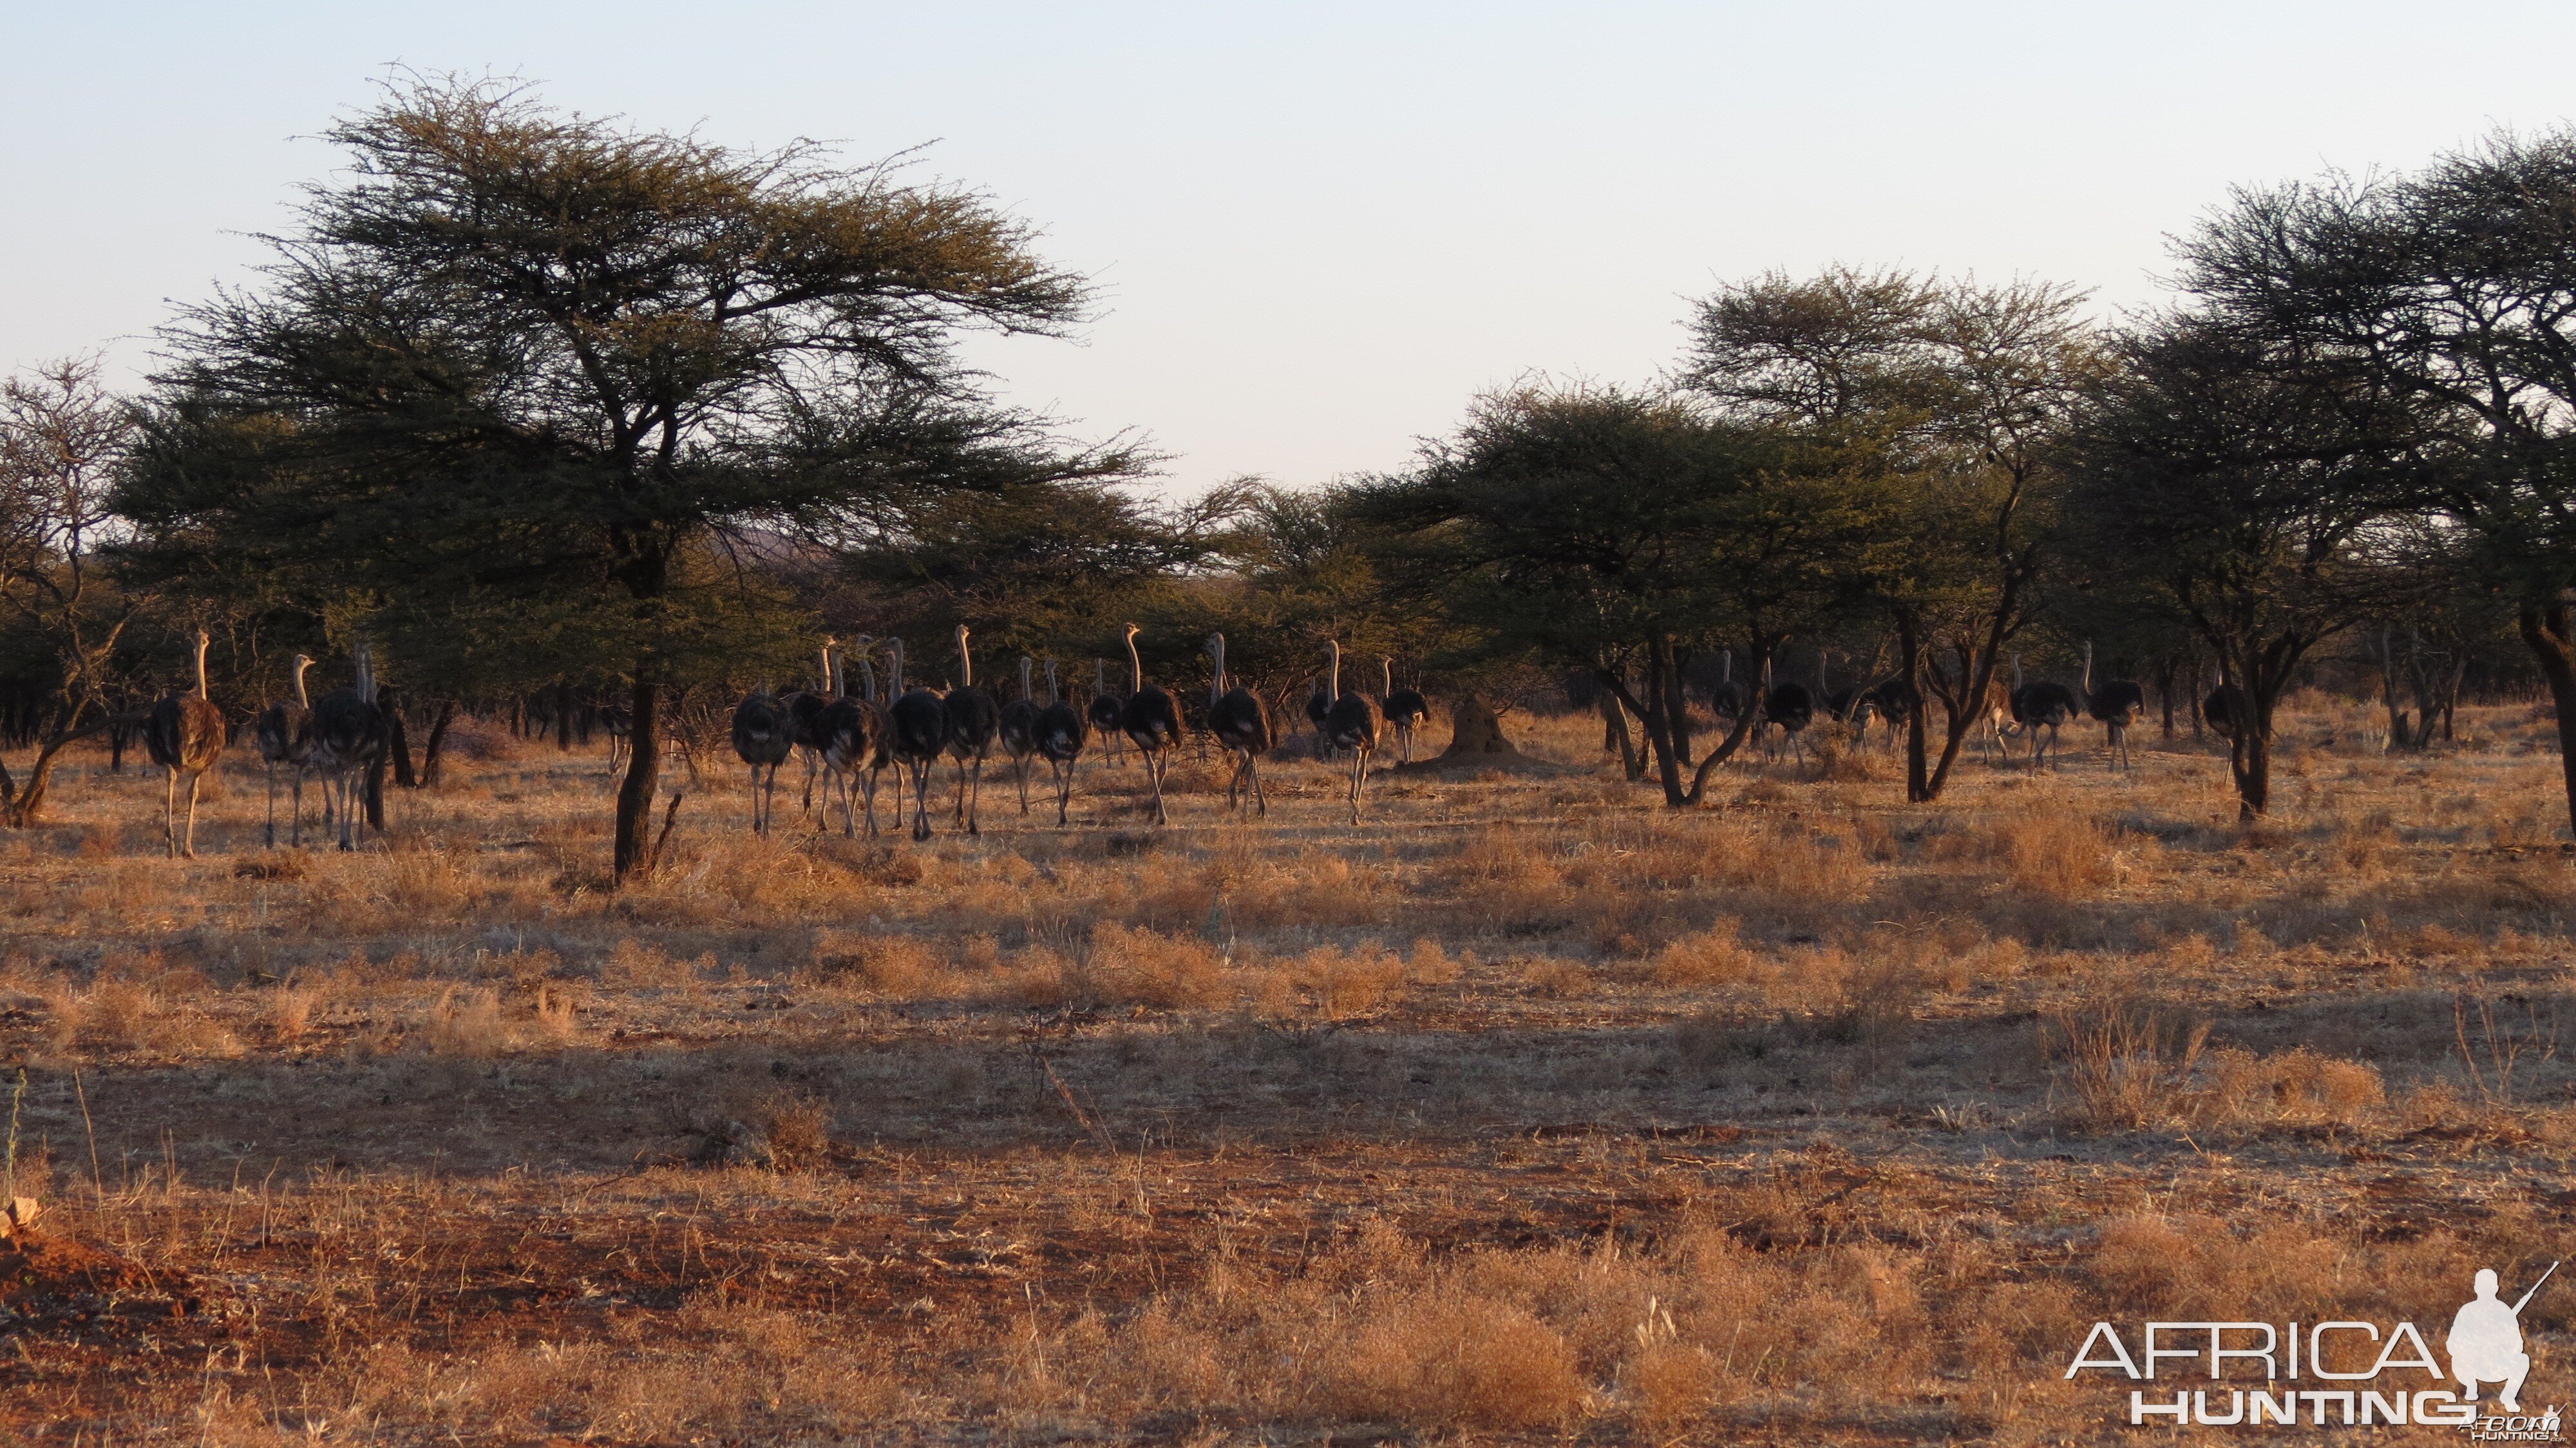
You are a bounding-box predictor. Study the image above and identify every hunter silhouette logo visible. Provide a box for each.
[2454,1264,2552,1413]
[2065,1260,2562,1432]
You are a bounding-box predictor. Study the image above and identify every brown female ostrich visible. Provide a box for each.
[254,653,316,847]
[1323,640,1384,825]
[145,629,227,857]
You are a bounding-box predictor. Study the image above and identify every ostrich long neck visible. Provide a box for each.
[1721,651,1732,684]
[1127,633,1144,692]
[858,653,878,703]
[1329,643,1342,701]
[1209,638,1226,705]
[2082,644,2094,696]
[293,658,310,709]
[1046,662,1059,705]
[1020,656,1033,702]
[818,643,832,692]
[829,648,844,697]
[194,636,210,700]
[891,639,905,694]
[958,629,974,688]
[1381,658,1393,696]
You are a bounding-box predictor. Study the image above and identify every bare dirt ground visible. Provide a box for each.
[1,698,2571,1443]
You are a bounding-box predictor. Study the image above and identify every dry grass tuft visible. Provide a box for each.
[2042,996,2209,1130]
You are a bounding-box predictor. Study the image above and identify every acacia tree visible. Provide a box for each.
[1355,383,1855,805]
[2069,318,2429,817]
[1681,269,2106,801]
[122,79,1128,878]
[0,359,147,824]
[2177,131,2576,830]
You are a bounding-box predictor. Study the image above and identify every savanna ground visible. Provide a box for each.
[2,695,2573,1444]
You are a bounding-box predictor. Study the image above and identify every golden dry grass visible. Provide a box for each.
[2,691,2574,1442]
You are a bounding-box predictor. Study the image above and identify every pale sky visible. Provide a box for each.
[6,3,2573,495]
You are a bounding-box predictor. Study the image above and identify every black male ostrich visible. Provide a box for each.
[1323,640,1385,825]
[2010,653,2083,769]
[1379,658,1430,764]
[2081,642,2147,770]
[308,640,386,852]
[1866,676,1915,752]
[1206,633,1274,814]
[943,625,1001,835]
[1088,660,1126,767]
[886,636,949,842]
[999,655,1041,815]
[2204,680,2246,741]
[784,637,835,819]
[1304,676,1336,761]
[1119,624,1185,824]
[730,684,796,835]
[146,629,228,858]
[1762,666,1815,765]
[1036,659,1089,826]
[1708,650,1748,722]
[255,652,316,847]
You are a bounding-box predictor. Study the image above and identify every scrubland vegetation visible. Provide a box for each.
[3,698,2571,1443]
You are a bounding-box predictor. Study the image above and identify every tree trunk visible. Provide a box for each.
[2228,705,2272,821]
[2374,629,2413,752]
[613,674,662,881]
[1597,689,1640,777]
[2155,656,2178,739]
[1897,612,1929,803]
[1682,690,1763,805]
[1602,667,1684,806]
[421,701,459,788]
[2518,604,2576,836]
[3,707,109,826]
[1659,640,1692,768]
[388,696,418,787]
[1439,694,1519,757]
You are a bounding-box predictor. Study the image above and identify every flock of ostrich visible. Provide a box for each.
[117,618,2228,859]
[726,625,1425,841]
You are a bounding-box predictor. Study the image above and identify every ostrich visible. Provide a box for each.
[815,648,886,838]
[730,683,795,836]
[1866,676,1914,752]
[2204,680,2247,741]
[1323,640,1385,825]
[886,636,949,842]
[845,637,893,835]
[1119,624,1185,824]
[600,703,634,778]
[145,629,227,858]
[1088,660,1126,767]
[1206,633,1274,814]
[1304,675,1336,761]
[784,638,836,817]
[308,640,386,852]
[2009,653,2083,769]
[2081,642,2147,770]
[943,625,1001,835]
[1380,658,1430,764]
[1036,659,1089,826]
[255,653,316,848]
[998,656,1041,815]
[1761,659,1814,765]
[1709,650,1748,722]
